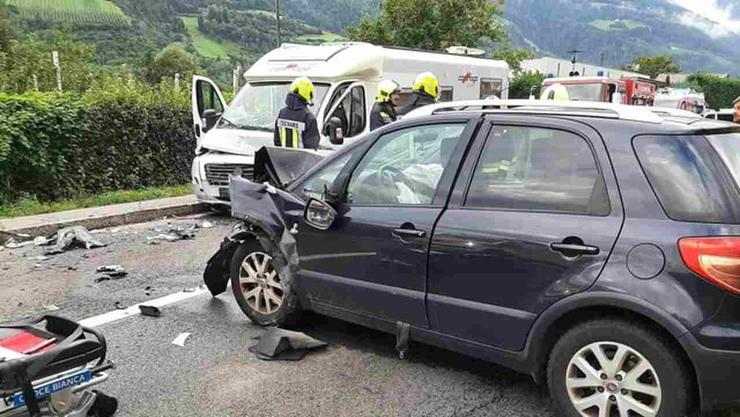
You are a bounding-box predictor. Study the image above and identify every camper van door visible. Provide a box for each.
[323,81,368,145]
[192,76,227,140]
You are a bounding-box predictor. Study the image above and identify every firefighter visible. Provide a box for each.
[370,80,401,131]
[397,72,439,116]
[274,76,320,150]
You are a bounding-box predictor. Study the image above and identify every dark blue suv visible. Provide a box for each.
[205,103,740,417]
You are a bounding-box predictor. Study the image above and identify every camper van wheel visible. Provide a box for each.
[230,241,301,327]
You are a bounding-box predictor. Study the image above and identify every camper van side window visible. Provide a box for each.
[480,78,502,100]
[440,87,454,102]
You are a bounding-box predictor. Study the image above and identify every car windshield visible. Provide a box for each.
[219,82,330,131]
[562,83,604,101]
[707,133,740,189]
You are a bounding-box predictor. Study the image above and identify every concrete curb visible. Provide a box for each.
[0,195,208,243]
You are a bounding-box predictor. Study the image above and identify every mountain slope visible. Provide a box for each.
[504,0,740,75]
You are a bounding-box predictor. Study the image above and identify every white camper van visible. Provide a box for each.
[191,42,510,205]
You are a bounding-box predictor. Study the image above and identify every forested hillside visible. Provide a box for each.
[504,0,740,74]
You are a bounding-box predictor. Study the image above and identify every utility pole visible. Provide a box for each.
[567,49,583,77]
[275,0,282,47]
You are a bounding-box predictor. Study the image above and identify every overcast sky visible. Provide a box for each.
[668,0,740,37]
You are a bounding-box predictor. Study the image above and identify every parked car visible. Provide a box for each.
[703,109,736,123]
[204,100,740,417]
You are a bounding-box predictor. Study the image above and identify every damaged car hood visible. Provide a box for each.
[198,128,275,156]
[254,147,326,188]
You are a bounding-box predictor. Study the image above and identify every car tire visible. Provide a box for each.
[230,240,301,327]
[547,318,691,417]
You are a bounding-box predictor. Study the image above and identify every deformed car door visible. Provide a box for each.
[427,116,624,351]
[295,118,480,328]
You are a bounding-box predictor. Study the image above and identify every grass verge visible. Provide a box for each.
[0,184,191,219]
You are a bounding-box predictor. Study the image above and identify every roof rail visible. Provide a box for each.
[424,99,664,124]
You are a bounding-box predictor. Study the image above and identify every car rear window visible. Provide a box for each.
[634,135,740,224]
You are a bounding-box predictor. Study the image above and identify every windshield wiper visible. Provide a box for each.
[241,125,274,133]
[218,116,241,129]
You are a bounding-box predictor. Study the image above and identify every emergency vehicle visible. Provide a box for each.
[191,42,510,205]
[541,76,656,105]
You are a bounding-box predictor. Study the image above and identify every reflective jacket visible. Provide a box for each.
[396,91,437,116]
[274,93,320,150]
[369,101,397,131]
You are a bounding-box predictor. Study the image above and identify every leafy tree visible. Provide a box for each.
[630,55,680,79]
[346,0,505,50]
[0,0,12,53]
[508,71,545,99]
[492,46,534,72]
[142,44,199,84]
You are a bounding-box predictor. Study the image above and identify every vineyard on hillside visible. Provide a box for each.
[6,0,131,28]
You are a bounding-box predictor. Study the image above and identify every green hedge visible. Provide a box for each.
[0,81,194,204]
[700,77,740,110]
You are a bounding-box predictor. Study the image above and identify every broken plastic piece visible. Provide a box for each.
[44,226,106,255]
[172,333,191,347]
[4,238,34,249]
[138,305,161,318]
[96,265,127,277]
[396,322,411,360]
[249,328,327,361]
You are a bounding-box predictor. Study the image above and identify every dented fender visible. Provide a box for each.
[203,225,256,296]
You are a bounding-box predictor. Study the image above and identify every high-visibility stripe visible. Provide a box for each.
[292,129,299,148]
[279,127,287,147]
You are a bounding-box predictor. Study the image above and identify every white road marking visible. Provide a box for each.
[79,288,209,328]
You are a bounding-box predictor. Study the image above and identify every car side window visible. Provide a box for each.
[465,126,610,215]
[300,152,354,201]
[347,123,466,206]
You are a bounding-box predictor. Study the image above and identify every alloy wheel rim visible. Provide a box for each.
[565,341,662,417]
[239,252,283,315]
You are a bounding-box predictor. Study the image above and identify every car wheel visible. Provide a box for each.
[547,318,691,417]
[230,241,301,327]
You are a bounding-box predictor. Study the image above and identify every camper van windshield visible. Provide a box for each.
[220,82,330,131]
[562,83,604,101]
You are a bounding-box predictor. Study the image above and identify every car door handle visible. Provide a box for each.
[550,243,600,256]
[393,228,426,238]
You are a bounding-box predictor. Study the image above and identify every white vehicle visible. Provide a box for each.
[703,108,735,122]
[191,42,510,205]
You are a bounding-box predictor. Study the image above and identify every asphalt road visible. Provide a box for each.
[1,214,734,416]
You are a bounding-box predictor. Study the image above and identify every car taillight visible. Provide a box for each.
[679,237,740,295]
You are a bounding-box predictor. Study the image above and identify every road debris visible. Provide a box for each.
[147,223,198,243]
[94,265,128,282]
[172,332,191,347]
[139,305,161,317]
[4,238,34,249]
[97,265,127,277]
[200,220,214,229]
[43,226,106,255]
[249,328,328,361]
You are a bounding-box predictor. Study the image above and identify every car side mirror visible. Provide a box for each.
[324,116,344,145]
[304,198,337,231]
[202,108,221,132]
